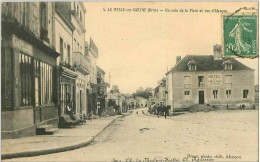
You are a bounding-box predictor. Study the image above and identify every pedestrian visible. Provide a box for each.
[164,107,167,119]
[66,100,75,120]
[156,103,160,118]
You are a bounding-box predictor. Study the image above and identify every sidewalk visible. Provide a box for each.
[2,113,131,160]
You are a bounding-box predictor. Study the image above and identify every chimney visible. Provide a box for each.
[213,44,222,60]
[176,56,181,64]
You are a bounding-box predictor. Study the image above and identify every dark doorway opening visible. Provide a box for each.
[199,91,204,104]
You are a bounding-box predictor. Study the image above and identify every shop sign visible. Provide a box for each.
[207,74,222,86]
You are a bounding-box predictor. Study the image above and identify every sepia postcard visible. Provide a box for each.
[1,1,259,162]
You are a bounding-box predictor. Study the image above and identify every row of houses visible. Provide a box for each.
[152,44,255,111]
[1,2,109,138]
[106,85,149,114]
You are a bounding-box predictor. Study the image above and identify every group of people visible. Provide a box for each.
[151,103,171,118]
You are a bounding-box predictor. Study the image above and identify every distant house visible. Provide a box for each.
[166,45,255,110]
[107,90,126,113]
[135,97,148,107]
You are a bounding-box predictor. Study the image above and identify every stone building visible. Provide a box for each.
[1,2,59,138]
[55,3,77,117]
[165,45,255,111]
[153,85,160,105]
[96,66,109,116]
[152,78,166,106]
[55,2,89,115]
[85,38,99,115]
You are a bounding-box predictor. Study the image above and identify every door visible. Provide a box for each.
[199,91,204,104]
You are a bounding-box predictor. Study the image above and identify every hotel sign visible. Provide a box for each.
[207,74,222,86]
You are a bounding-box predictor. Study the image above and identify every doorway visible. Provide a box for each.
[199,91,204,104]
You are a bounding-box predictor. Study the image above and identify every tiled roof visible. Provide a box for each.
[167,55,252,73]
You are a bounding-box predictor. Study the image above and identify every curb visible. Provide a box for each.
[2,113,131,160]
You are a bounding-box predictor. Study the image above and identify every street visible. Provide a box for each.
[5,108,258,162]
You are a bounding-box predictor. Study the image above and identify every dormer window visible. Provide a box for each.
[187,60,197,71]
[223,60,233,70]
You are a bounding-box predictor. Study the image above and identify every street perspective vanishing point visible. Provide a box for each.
[1,1,259,162]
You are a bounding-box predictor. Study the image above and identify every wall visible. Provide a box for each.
[55,13,73,65]
[172,70,255,109]
[1,2,58,138]
[89,52,97,84]
[166,72,173,109]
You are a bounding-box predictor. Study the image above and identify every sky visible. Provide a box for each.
[84,2,258,94]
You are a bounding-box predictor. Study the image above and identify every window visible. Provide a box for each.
[19,53,53,106]
[243,90,249,98]
[188,64,197,71]
[40,3,47,30]
[198,76,205,87]
[61,84,74,114]
[190,65,197,70]
[226,90,231,99]
[20,53,33,106]
[225,75,232,87]
[40,62,53,104]
[213,90,218,99]
[67,45,71,65]
[184,76,191,88]
[34,60,41,106]
[40,2,48,41]
[184,90,190,100]
[225,75,232,83]
[60,38,63,63]
[224,63,233,70]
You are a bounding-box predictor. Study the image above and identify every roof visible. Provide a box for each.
[107,92,119,100]
[97,66,105,74]
[166,55,252,74]
[154,85,159,93]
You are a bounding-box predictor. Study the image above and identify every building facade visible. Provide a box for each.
[166,45,255,110]
[1,2,59,138]
[55,2,89,115]
[97,66,109,116]
[55,4,77,117]
[86,38,99,115]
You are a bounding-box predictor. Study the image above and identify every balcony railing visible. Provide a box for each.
[73,51,90,75]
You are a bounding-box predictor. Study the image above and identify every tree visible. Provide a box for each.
[136,87,144,93]
[145,87,153,93]
[133,87,153,99]
[111,85,120,93]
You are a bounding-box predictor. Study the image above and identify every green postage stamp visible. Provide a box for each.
[223,15,257,57]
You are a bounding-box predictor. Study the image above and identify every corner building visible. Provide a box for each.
[1,2,59,138]
[166,45,255,110]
